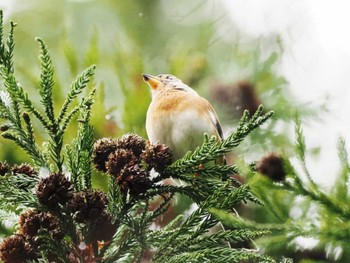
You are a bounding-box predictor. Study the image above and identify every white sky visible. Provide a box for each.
[222,0,350,187]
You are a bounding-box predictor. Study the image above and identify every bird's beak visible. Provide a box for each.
[142,73,161,90]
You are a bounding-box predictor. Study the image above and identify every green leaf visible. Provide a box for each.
[36,37,55,125]
[57,64,96,123]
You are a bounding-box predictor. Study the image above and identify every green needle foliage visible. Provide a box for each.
[235,118,350,262]
[0,11,281,263]
[0,11,96,173]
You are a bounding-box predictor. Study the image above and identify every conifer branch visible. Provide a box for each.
[199,229,270,246]
[36,37,55,125]
[167,105,273,176]
[248,126,350,260]
[294,116,317,189]
[57,65,96,123]
[0,173,39,210]
[146,193,174,222]
[0,12,3,61]
[0,12,96,174]
[107,176,122,216]
[0,10,279,263]
[49,131,64,172]
[66,88,95,190]
[0,67,22,128]
[164,247,274,263]
[285,168,350,219]
[1,124,47,168]
[0,12,16,74]
[0,66,51,128]
[284,124,350,219]
[4,21,16,73]
[59,105,79,134]
[334,137,350,201]
[103,226,138,263]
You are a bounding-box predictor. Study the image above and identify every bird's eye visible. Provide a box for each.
[165,75,170,79]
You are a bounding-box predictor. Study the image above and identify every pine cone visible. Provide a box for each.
[257,153,286,181]
[211,81,261,118]
[36,173,73,210]
[89,213,117,242]
[19,210,63,240]
[117,133,146,156]
[93,138,119,172]
[69,189,108,224]
[0,234,36,263]
[0,162,10,176]
[106,148,137,177]
[141,141,173,173]
[12,163,37,177]
[117,165,152,197]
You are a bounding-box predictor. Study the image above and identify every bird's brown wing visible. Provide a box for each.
[205,102,227,165]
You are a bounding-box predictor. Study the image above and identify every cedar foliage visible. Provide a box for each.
[3,7,349,263]
[0,10,276,263]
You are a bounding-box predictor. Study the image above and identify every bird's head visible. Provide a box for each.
[142,73,195,98]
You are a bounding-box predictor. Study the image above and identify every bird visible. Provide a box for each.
[142,73,225,164]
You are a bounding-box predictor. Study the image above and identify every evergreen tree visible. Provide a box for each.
[0,10,276,263]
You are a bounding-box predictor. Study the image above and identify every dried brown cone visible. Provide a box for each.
[211,81,261,118]
[236,81,261,115]
[89,213,117,242]
[0,124,10,132]
[12,163,37,177]
[117,165,152,197]
[19,210,63,240]
[117,133,146,156]
[106,149,137,177]
[69,189,108,224]
[141,141,173,173]
[257,153,286,182]
[0,234,36,263]
[36,173,73,210]
[0,161,10,176]
[93,138,119,172]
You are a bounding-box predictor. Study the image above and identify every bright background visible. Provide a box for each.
[1,0,350,260]
[223,0,350,187]
[1,0,349,187]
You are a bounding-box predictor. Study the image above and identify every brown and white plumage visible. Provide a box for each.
[143,73,225,163]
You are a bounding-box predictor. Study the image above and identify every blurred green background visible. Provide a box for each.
[3,1,348,262]
[0,0,303,167]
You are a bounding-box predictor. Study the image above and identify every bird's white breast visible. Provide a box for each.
[146,106,216,160]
